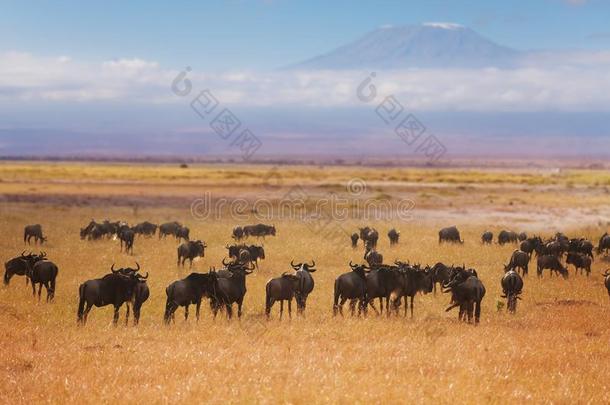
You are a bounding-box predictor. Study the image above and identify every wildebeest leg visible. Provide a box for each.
[113,305,120,325]
[379,297,383,315]
[338,297,347,317]
[184,304,189,321]
[196,300,201,321]
[44,282,51,302]
[368,300,380,315]
[37,283,42,301]
[31,280,36,296]
[189,258,193,268]
[226,303,233,319]
[133,305,141,326]
[237,298,243,318]
[83,303,93,324]
[279,300,283,320]
[288,298,292,319]
[410,296,415,319]
[125,304,130,326]
[349,299,356,316]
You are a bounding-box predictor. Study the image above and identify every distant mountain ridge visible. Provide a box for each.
[290,23,521,69]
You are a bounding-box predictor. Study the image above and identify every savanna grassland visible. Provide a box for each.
[1,161,610,404]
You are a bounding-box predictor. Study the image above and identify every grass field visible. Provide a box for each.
[1,162,610,404]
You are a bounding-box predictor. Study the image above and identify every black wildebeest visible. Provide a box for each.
[439,226,463,244]
[117,267,149,325]
[394,263,434,318]
[132,221,157,237]
[177,240,207,267]
[232,226,244,241]
[566,252,592,277]
[481,231,493,244]
[603,269,610,300]
[265,272,300,319]
[443,267,486,324]
[290,260,316,314]
[159,221,182,239]
[597,232,610,255]
[350,233,359,248]
[364,248,383,268]
[364,265,399,315]
[243,223,276,238]
[388,228,400,246]
[430,262,453,294]
[333,261,370,316]
[118,225,135,254]
[77,263,145,325]
[505,250,529,276]
[164,271,221,323]
[498,230,519,245]
[4,251,46,286]
[26,259,59,302]
[211,259,255,319]
[536,255,569,279]
[501,270,523,313]
[24,224,47,245]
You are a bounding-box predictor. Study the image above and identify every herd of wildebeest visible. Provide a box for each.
[3,220,610,326]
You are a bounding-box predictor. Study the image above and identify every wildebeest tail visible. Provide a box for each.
[77,283,86,322]
[164,285,174,324]
[265,282,272,315]
[333,279,340,308]
[49,264,58,295]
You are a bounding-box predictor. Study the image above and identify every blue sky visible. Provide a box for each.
[2,0,610,70]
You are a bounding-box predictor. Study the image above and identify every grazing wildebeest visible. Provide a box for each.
[501,270,523,313]
[265,272,301,319]
[290,260,316,314]
[26,259,59,302]
[536,255,569,279]
[333,261,369,316]
[364,248,383,268]
[132,221,157,237]
[518,232,527,242]
[350,233,359,248]
[394,263,434,318]
[243,223,276,238]
[232,226,244,241]
[481,231,493,244]
[388,228,400,246]
[544,240,564,258]
[24,224,47,245]
[176,226,190,242]
[597,232,610,255]
[603,269,610,300]
[443,267,486,324]
[211,260,254,319]
[77,263,143,325]
[4,251,45,286]
[116,267,149,325]
[164,271,221,323]
[438,226,463,244]
[177,240,207,267]
[505,250,529,276]
[80,223,103,240]
[498,230,519,245]
[566,252,592,277]
[118,225,135,254]
[430,262,453,294]
[159,221,182,239]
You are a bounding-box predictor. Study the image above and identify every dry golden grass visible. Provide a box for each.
[1,163,610,404]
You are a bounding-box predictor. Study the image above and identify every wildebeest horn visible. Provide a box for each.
[222,257,230,266]
[137,272,148,279]
[290,260,300,269]
[134,262,140,271]
[349,261,356,269]
[602,269,610,276]
[20,250,26,257]
[308,260,315,268]
[282,271,289,276]
[111,263,117,273]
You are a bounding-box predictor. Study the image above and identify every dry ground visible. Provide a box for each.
[1,162,610,404]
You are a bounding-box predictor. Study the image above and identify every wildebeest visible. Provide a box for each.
[501,270,523,313]
[359,227,379,249]
[118,225,135,254]
[80,223,103,240]
[430,262,452,294]
[232,226,244,241]
[26,259,58,302]
[177,240,207,267]
[388,228,400,246]
[176,226,190,242]
[394,262,434,318]
[24,224,47,245]
[211,259,254,319]
[364,265,400,315]
[597,232,610,255]
[117,267,149,325]
[4,251,45,285]
[265,272,301,319]
[481,231,493,244]
[603,269,610,300]
[350,233,359,248]
[333,261,370,316]
[443,267,486,324]
[568,238,594,259]
[290,260,316,314]
[518,232,527,241]
[243,223,276,238]
[364,248,383,268]
[132,221,157,237]
[566,252,592,277]
[498,230,519,245]
[520,236,542,257]
[505,250,529,276]
[438,226,463,244]
[247,245,265,268]
[77,263,145,325]
[164,271,221,323]
[159,221,182,239]
[536,255,569,279]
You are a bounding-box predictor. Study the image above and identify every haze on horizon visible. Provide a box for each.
[1,0,609,160]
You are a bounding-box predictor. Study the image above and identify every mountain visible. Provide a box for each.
[290,23,521,70]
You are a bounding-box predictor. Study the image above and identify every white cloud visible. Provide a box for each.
[423,22,464,30]
[1,50,610,112]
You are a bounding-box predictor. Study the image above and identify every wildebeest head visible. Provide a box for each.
[349,261,370,278]
[290,260,316,273]
[270,225,276,236]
